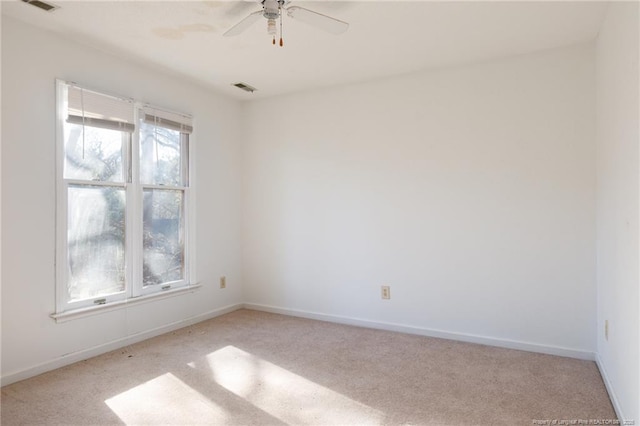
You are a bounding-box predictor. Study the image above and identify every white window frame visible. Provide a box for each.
[54,80,197,316]
[135,115,191,297]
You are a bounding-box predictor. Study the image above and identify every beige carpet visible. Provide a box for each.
[1,309,616,425]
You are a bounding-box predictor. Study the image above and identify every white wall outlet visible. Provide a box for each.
[604,319,608,341]
[220,276,226,289]
[381,285,390,300]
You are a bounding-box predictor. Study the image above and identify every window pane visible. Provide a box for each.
[68,185,126,301]
[143,189,184,286]
[139,121,183,186]
[64,123,125,182]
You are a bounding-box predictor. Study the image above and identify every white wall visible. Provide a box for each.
[3,8,638,416]
[595,2,640,422]
[1,17,244,383]
[242,44,597,358]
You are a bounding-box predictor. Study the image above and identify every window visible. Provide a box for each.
[55,81,194,313]
[138,108,191,293]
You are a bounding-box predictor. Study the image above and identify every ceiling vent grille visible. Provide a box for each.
[21,0,59,12]
[233,83,257,93]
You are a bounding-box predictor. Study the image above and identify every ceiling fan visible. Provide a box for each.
[223,0,349,46]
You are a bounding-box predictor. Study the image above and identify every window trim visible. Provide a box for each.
[50,283,202,323]
[54,79,197,316]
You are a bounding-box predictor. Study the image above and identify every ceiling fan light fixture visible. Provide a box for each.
[223,0,348,43]
[267,18,277,35]
[262,0,282,20]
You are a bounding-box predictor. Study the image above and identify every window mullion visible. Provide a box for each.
[183,186,190,286]
[122,130,133,301]
[130,104,143,298]
[181,133,189,187]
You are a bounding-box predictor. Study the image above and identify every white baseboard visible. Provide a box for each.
[243,303,596,361]
[2,302,598,387]
[1,303,244,387]
[595,354,626,422]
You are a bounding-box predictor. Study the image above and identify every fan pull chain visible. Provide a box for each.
[279,6,284,47]
[268,17,276,45]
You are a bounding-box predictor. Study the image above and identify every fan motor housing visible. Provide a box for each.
[262,0,283,19]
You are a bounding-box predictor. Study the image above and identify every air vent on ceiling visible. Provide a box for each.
[233,83,257,93]
[21,0,59,12]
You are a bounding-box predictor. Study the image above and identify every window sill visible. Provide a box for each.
[50,283,202,323]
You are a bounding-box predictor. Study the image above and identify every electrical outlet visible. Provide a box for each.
[381,285,390,300]
[220,276,226,289]
[605,320,608,341]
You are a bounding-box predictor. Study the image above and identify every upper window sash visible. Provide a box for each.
[62,84,135,184]
[138,113,190,187]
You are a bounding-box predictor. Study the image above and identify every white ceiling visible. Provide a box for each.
[2,0,608,100]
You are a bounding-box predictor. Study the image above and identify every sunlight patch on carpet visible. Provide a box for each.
[105,372,229,424]
[207,345,383,425]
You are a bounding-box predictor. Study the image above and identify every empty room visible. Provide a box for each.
[1,0,638,424]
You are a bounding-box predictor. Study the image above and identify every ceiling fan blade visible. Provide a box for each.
[286,6,349,35]
[223,10,263,37]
